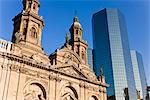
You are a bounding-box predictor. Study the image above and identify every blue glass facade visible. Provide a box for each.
[130,50,147,100]
[87,48,93,70]
[92,8,137,100]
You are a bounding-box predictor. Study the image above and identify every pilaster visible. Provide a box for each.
[79,81,85,100]
[48,74,56,100]
[0,58,8,100]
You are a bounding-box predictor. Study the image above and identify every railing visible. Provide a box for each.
[0,38,12,53]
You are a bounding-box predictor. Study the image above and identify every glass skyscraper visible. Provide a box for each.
[130,50,147,100]
[87,48,93,70]
[92,8,137,100]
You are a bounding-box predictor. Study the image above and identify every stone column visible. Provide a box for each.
[16,63,26,100]
[100,87,103,100]
[55,75,61,100]
[48,74,56,100]
[26,19,31,42]
[0,63,2,83]
[0,57,8,100]
[7,65,20,100]
[103,87,107,100]
[2,61,11,100]
[38,24,42,46]
[79,81,85,100]
[84,83,89,100]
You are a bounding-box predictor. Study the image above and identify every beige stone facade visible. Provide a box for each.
[0,0,108,100]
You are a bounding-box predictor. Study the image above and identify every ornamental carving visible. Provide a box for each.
[79,81,85,88]
[60,86,78,100]
[23,83,46,100]
[30,27,37,38]
[89,95,98,100]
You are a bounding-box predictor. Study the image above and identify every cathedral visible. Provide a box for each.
[0,0,108,100]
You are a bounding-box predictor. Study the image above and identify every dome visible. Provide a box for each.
[73,21,82,27]
[72,16,82,28]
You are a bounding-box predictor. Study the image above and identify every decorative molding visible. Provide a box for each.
[79,81,85,88]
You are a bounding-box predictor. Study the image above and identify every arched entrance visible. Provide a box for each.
[23,83,47,100]
[89,95,98,100]
[61,86,78,100]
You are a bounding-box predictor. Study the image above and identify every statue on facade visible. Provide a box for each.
[100,65,104,76]
[15,31,21,43]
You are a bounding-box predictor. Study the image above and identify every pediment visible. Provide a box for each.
[50,48,98,82]
[56,48,82,65]
[55,64,88,80]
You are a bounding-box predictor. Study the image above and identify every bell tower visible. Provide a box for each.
[69,16,82,42]
[23,0,40,15]
[69,16,88,64]
[12,0,44,47]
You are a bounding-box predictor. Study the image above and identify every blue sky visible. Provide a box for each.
[0,0,149,85]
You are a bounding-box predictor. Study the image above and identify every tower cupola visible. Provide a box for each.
[69,16,88,64]
[22,0,40,14]
[11,0,44,53]
[73,16,82,28]
[69,16,83,42]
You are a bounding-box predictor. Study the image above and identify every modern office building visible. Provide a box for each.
[130,50,147,100]
[87,48,93,70]
[147,86,150,100]
[92,8,137,100]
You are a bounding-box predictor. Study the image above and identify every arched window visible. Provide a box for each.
[61,86,78,100]
[23,20,27,35]
[23,83,46,100]
[30,27,37,38]
[78,38,80,41]
[33,4,36,10]
[89,95,98,100]
[75,46,79,54]
[75,37,80,41]
[76,30,78,34]
[82,51,85,60]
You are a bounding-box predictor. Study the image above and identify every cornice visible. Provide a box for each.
[0,51,108,87]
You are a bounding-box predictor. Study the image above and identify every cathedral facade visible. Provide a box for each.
[0,0,107,100]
